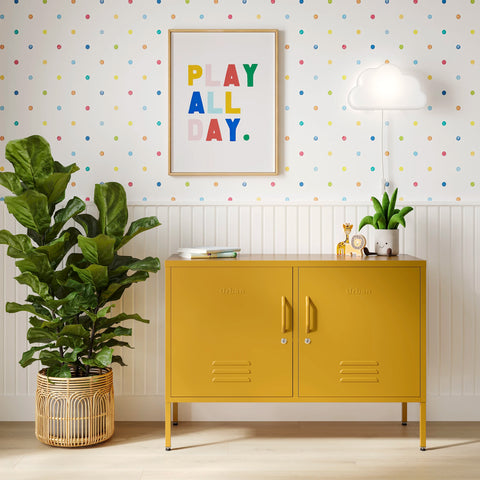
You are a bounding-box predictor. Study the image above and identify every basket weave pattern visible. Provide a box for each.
[35,367,114,447]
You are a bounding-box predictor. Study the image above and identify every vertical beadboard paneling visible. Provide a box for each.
[426,206,440,396]
[192,206,204,246]
[179,206,193,248]
[286,207,299,254]
[298,207,310,254]
[204,207,216,246]
[251,207,263,252]
[145,205,161,396]
[438,207,452,395]
[309,206,321,254]
[475,207,480,395]
[227,206,239,248]
[2,203,480,419]
[263,206,275,253]
[215,206,228,247]
[239,206,252,253]
[321,206,333,254]
[274,206,286,254]
[450,207,464,395]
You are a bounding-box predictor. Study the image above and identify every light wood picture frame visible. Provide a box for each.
[168,29,278,176]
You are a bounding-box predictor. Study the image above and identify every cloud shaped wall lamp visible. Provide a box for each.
[347,64,427,192]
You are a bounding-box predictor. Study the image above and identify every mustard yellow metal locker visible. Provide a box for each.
[170,266,293,398]
[165,255,426,451]
[298,266,420,398]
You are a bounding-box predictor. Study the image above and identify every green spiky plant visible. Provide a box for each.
[0,135,161,377]
[358,188,413,231]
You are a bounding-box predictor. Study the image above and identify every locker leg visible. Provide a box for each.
[173,402,179,426]
[419,401,426,451]
[165,401,172,451]
[401,402,407,425]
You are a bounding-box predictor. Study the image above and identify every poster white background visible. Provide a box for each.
[170,30,276,174]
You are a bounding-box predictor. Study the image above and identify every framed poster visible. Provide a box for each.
[169,29,278,176]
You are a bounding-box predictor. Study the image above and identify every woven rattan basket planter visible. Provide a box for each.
[35,367,114,447]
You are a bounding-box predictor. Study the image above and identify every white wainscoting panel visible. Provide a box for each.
[1,203,480,421]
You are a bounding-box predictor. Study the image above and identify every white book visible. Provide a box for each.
[177,246,241,255]
[178,251,238,259]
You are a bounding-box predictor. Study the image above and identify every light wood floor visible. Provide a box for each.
[1,421,479,479]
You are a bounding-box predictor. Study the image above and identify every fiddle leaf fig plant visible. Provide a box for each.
[0,135,161,377]
[358,188,413,231]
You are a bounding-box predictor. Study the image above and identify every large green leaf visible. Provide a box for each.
[0,230,33,258]
[99,271,149,304]
[56,336,85,350]
[358,215,374,231]
[116,216,161,250]
[371,196,383,216]
[381,191,390,219]
[29,316,45,328]
[27,327,58,344]
[65,252,87,267]
[15,272,52,300]
[53,160,79,175]
[19,344,55,368]
[104,339,133,349]
[94,326,132,345]
[387,207,414,229]
[15,252,52,283]
[95,312,149,330]
[46,196,85,242]
[110,256,161,277]
[59,324,90,339]
[57,286,98,316]
[112,355,127,366]
[36,236,66,264]
[0,171,24,195]
[387,188,398,223]
[71,264,109,290]
[94,182,128,241]
[36,172,71,206]
[5,135,55,187]
[74,213,100,238]
[6,301,52,321]
[62,347,83,364]
[372,212,385,230]
[46,364,72,378]
[5,190,51,233]
[38,350,64,367]
[26,228,43,247]
[54,227,82,268]
[398,206,414,218]
[94,346,113,367]
[78,234,115,266]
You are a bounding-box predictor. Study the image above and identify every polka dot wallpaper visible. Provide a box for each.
[0,0,479,204]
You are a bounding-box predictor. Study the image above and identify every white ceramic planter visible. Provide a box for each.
[375,229,399,256]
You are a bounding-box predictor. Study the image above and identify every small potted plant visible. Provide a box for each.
[358,188,413,256]
[0,135,161,446]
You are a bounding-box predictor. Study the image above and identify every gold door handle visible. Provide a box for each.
[305,296,311,334]
[281,296,287,333]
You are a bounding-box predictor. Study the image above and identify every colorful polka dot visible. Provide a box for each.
[0,1,472,204]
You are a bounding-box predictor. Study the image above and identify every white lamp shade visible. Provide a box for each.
[348,64,427,110]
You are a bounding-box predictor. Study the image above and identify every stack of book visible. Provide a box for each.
[177,246,241,259]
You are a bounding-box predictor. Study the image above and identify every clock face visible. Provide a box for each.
[351,234,366,249]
